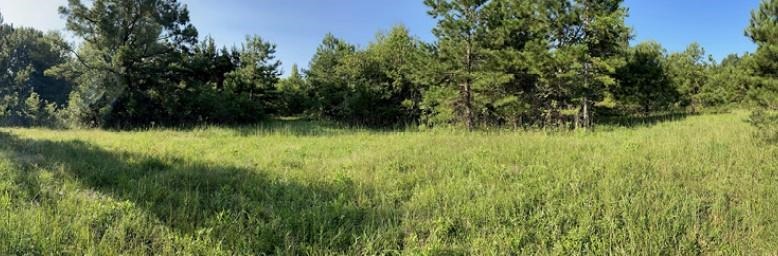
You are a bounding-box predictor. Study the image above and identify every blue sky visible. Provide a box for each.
[0,0,762,75]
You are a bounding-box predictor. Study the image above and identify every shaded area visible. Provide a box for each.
[229,118,380,137]
[116,117,411,137]
[597,111,694,128]
[0,132,399,254]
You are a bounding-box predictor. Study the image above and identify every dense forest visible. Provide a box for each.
[0,0,775,138]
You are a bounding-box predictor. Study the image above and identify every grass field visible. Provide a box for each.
[0,112,776,255]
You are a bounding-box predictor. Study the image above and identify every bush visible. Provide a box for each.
[749,109,778,143]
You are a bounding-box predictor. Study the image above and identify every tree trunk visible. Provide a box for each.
[573,109,581,130]
[463,80,474,130]
[582,96,590,129]
[463,36,475,131]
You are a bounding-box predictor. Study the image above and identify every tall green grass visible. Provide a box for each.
[0,112,776,255]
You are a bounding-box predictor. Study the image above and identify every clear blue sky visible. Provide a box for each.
[183,0,437,74]
[0,0,762,75]
[625,0,759,60]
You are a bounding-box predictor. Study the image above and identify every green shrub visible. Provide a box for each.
[749,109,778,143]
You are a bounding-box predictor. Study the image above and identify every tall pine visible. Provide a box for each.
[425,0,493,130]
[570,0,631,128]
[746,0,778,141]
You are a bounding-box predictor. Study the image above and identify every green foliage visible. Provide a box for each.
[702,54,756,108]
[0,0,767,131]
[306,33,356,119]
[567,0,632,128]
[613,41,678,114]
[420,84,459,127]
[749,109,778,143]
[423,0,631,129]
[306,28,430,127]
[1,112,777,254]
[666,43,711,112]
[746,0,778,142]
[424,0,504,129]
[222,35,282,121]
[50,1,285,127]
[2,3,778,254]
[276,65,309,115]
[0,16,71,127]
[163,36,279,125]
[54,0,200,127]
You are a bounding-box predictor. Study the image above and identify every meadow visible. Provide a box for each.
[0,111,776,255]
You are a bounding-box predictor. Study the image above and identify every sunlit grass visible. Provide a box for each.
[0,111,776,254]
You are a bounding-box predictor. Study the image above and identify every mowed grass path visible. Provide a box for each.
[0,112,776,255]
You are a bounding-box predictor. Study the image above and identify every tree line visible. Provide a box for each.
[0,0,774,136]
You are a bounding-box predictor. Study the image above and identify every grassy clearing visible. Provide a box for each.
[0,112,776,255]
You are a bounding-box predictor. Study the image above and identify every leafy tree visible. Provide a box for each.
[702,54,756,108]
[613,41,677,115]
[0,12,71,126]
[305,27,431,126]
[746,0,778,142]
[344,26,431,126]
[667,43,710,113]
[22,92,59,126]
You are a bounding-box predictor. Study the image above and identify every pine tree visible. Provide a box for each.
[746,0,778,142]
[277,64,309,115]
[425,0,493,130]
[476,0,545,127]
[667,43,710,113]
[747,0,778,109]
[570,0,632,128]
[55,0,198,127]
[224,35,282,111]
[306,33,356,118]
[614,41,677,115]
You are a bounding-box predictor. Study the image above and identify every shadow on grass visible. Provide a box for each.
[0,132,398,254]
[597,112,695,128]
[229,117,422,137]
[124,118,412,137]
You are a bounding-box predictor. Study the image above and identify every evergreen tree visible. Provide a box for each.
[613,41,677,115]
[306,33,356,119]
[224,35,282,120]
[746,0,778,142]
[568,0,632,128]
[425,0,505,129]
[55,0,198,127]
[667,43,710,113]
[702,54,755,108]
[476,0,545,127]
[171,36,239,124]
[277,64,309,115]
